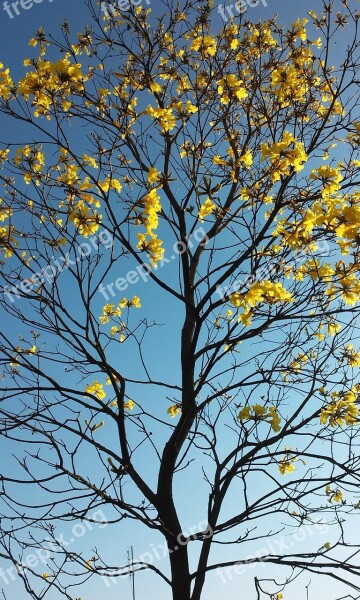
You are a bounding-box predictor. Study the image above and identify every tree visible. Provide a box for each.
[1,1,360,599]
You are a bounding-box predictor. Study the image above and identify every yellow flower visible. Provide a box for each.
[238,404,281,432]
[124,400,135,410]
[268,406,281,432]
[85,380,106,401]
[0,225,17,258]
[149,81,162,94]
[148,167,160,183]
[261,132,307,181]
[137,233,164,266]
[130,295,141,308]
[82,154,98,169]
[0,62,13,100]
[18,56,87,118]
[238,149,253,169]
[328,321,341,336]
[190,35,217,57]
[309,165,342,198]
[320,386,359,427]
[184,100,198,114]
[99,303,122,324]
[109,326,126,342]
[229,281,293,311]
[278,448,297,475]
[253,404,267,417]
[198,198,216,221]
[326,485,343,503]
[0,148,9,163]
[99,177,122,192]
[278,460,295,475]
[167,404,181,418]
[145,105,177,132]
[217,74,247,104]
[69,202,102,237]
[342,344,360,367]
[212,155,229,166]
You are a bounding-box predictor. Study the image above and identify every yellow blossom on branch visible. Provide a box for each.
[85,381,106,401]
[238,404,281,432]
[167,405,181,418]
[124,400,135,410]
[189,35,217,57]
[198,199,216,222]
[0,62,13,99]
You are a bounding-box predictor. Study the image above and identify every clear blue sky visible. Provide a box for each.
[0,1,359,600]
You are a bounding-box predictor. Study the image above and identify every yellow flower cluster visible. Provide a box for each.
[309,165,342,198]
[0,62,13,99]
[287,352,309,374]
[271,65,308,106]
[144,105,177,132]
[99,296,141,325]
[85,380,106,401]
[238,404,281,432]
[100,303,122,324]
[320,387,359,427]
[14,145,45,185]
[148,167,160,184]
[172,100,198,116]
[230,281,293,310]
[18,56,88,118]
[341,344,360,367]
[71,31,93,56]
[69,203,102,237]
[99,177,122,193]
[228,281,293,327]
[273,186,360,262]
[261,132,307,182]
[347,122,360,145]
[124,400,135,410]
[198,198,216,221]
[0,199,12,223]
[52,150,110,238]
[0,225,17,259]
[278,449,297,475]
[137,234,164,265]
[135,170,164,266]
[291,17,308,41]
[0,148,9,163]
[140,188,162,233]
[189,35,217,57]
[167,404,181,418]
[325,485,343,503]
[0,196,15,259]
[144,101,197,132]
[217,74,248,104]
[325,269,360,306]
[294,259,335,283]
[238,149,253,169]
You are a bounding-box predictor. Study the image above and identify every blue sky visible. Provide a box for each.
[1,1,360,600]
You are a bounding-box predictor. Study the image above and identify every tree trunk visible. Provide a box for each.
[168,538,191,600]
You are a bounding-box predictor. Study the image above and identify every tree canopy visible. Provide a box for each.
[1,1,360,599]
